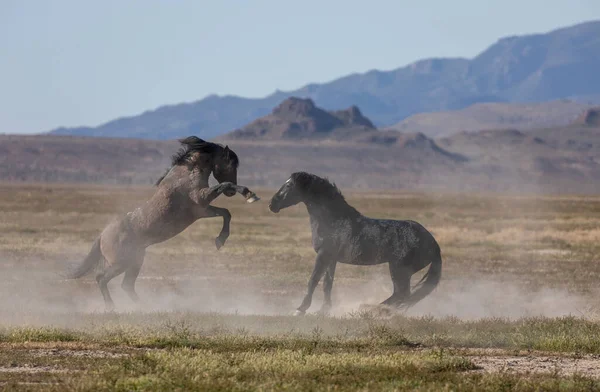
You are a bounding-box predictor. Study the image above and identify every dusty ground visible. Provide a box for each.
[1,183,600,390]
[473,354,600,377]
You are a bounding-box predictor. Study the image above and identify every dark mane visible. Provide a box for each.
[291,172,360,217]
[155,136,239,186]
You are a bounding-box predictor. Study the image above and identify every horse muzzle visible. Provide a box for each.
[268,202,280,213]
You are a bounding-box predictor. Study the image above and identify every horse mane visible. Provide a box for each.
[155,136,239,186]
[291,172,360,217]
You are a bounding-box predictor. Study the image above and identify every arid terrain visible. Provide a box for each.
[2,183,600,389]
[388,100,593,137]
[6,8,600,392]
[4,100,600,195]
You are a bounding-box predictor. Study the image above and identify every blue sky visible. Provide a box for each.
[1,0,599,134]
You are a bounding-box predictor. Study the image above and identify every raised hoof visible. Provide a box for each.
[215,236,226,250]
[246,193,260,203]
[293,310,305,316]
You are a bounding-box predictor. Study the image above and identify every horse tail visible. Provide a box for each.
[404,244,442,308]
[65,237,102,279]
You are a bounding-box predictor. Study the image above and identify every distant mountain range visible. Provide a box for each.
[388,100,593,138]
[5,101,600,194]
[49,20,600,140]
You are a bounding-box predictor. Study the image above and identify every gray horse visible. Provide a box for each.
[268,172,442,315]
[67,136,259,310]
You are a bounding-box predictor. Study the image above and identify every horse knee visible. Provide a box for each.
[121,280,132,291]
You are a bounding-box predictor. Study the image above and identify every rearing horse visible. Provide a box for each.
[67,136,259,310]
[269,172,442,315]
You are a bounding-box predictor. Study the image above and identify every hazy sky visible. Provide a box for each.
[2,0,599,134]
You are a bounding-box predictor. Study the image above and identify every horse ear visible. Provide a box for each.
[223,145,230,158]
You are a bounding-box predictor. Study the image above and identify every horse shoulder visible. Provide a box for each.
[309,217,341,253]
[310,220,325,252]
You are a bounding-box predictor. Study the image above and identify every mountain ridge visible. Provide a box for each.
[388,100,593,137]
[223,97,377,140]
[49,20,600,140]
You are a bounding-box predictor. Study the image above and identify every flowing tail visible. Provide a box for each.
[65,237,102,279]
[403,246,442,308]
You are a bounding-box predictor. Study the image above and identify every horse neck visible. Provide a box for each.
[191,156,214,188]
[161,160,213,189]
[304,194,359,225]
[191,166,212,189]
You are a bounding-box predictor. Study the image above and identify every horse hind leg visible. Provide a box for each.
[121,251,145,303]
[96,262,128,311]
[381,262,411,307]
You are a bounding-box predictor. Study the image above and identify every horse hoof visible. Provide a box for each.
[246,194,260,203]
[215,237,226,250]
[293,310,305,316]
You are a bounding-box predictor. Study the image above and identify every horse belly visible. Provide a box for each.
[133,203,196,246]
[146,216,195,245]
[343,225,400,265]
[338,256,386,266]
[338,240,386,266]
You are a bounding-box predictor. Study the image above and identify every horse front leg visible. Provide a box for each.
[296,251,330,316]
[319,261,337,314]
[210,206,231,250]
[197,183,260,204]
[194,206,232,250]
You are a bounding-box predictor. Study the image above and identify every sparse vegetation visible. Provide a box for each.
[2,184,600,389]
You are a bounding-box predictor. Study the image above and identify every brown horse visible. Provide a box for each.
[66,136,259,310]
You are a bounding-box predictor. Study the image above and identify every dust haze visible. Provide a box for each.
[0,246,595,328]
[1,171,598,330]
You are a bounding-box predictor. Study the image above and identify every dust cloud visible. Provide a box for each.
[0,256,289,326]
[330,275,594,320]
[0,249,596,327]
[0,180,593,325]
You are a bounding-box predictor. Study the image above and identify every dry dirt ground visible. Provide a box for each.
[2,183,600,390]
